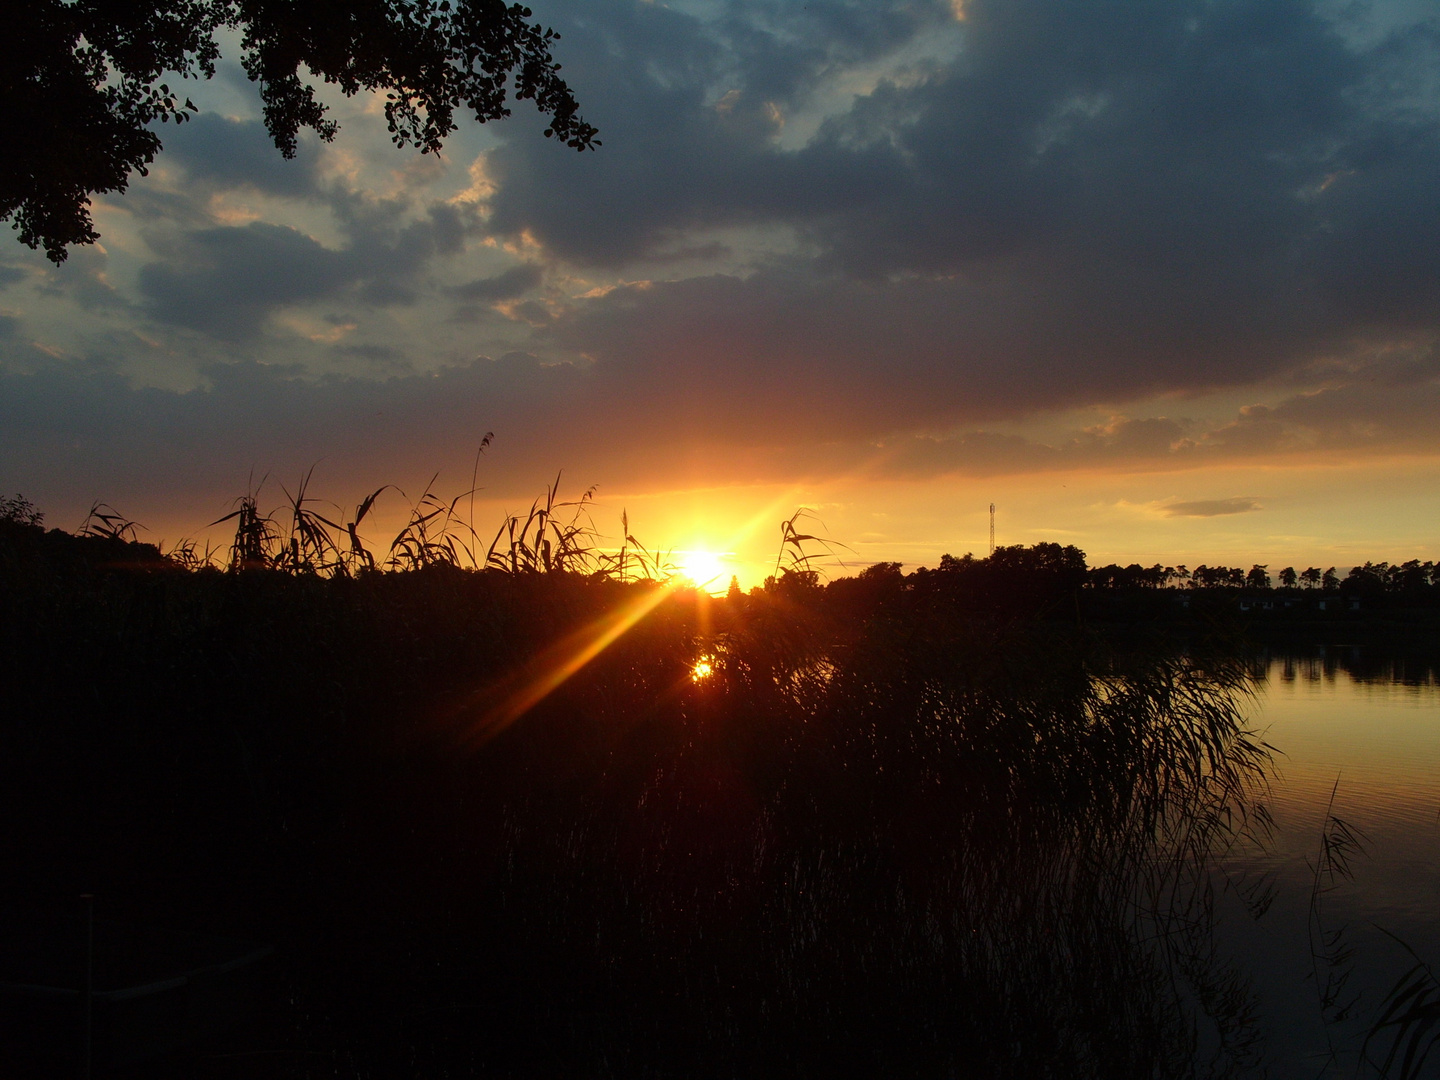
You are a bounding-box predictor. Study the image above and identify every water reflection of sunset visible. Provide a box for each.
[1256,658,1440,842]
[1224,654,1440,1076]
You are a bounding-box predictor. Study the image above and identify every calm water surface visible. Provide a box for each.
[1222,649,1440,1077]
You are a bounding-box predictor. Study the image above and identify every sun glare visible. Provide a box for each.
[691,654,715,682]
[675,547,727,588]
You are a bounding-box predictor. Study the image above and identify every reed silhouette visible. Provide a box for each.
[0,485,1284,1077]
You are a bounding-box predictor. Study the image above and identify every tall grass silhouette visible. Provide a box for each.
[0,482,1281,1077]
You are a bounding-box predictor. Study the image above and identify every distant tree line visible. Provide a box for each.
[816,545,1440,621]
[1086,559,1440,596]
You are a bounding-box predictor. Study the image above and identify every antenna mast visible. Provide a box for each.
[989,503,995,556]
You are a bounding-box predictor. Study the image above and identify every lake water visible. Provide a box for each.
[1220,647,1440,1077]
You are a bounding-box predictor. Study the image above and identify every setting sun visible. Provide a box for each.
[674,547,728,589]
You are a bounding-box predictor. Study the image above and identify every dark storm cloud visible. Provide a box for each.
[332,342,411,371]
[8,0,1440,516]
[878,431,1063,478]
[138,222,359,338]
[117,105,488,340]
[539,269,1328,442]
[136,198,471,339]
[426,203,470,257]
[0,355,586,517]
[162,113,320,197]
[799,0,1379,278]
[35,246,125,311]
[449,264,544,302]
[2,338,1432,523]
[483,0,940,265]
[1265,357,1440,451]
[1159,499,1263,518]
[496,0,1367,267]
[856,345,1440,478]
[105,113,326,231]
[488,0,1440,421]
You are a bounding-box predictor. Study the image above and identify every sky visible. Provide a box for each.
[3,0,1439,587]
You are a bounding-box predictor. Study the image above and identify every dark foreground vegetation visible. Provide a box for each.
[0,495,1313,1078]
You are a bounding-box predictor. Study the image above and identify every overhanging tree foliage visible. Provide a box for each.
[1,0,598,263]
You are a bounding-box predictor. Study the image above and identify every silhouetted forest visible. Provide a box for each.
[1085,557,1440,602]
[0,493,1414,1077]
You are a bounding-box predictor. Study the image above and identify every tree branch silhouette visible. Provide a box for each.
[2,0,598,262]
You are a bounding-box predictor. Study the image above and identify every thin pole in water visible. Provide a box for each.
[80,894,93,1080]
